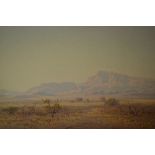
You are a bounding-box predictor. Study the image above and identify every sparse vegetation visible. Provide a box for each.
[0,98,155,128]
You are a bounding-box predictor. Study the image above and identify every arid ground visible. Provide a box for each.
[0,98,155,129]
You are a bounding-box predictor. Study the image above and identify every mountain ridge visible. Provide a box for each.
[1,70,155,99]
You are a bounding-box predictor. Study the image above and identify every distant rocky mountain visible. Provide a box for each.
[26,82,79,96]
[1,71,155,99]
[80,71,155,98]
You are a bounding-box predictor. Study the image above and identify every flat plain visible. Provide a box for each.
[0,98,155,129]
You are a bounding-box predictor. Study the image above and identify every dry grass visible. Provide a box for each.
[0,99,155,128]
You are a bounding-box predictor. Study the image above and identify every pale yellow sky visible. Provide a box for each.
[0,27,155,91]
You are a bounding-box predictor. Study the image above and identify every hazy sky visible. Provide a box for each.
[0,27,155,91]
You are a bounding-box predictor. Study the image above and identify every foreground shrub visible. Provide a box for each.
[76,97,83,102]
[1,107,19,115]
[105,98,120,106]
[45,103,62,117]
[128,105,139,116]
[42,99,50,105]
[100,97,106,102]
[85,98,90,103]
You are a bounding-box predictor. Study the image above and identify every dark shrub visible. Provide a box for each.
[76,97,83,102]
[42,99,50,105]
[105,98,120,106]
[100,97,106,102]
[86,98,90,103]
[2,106,19,115]
[128,105,139,116]
[45,103,62,117]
